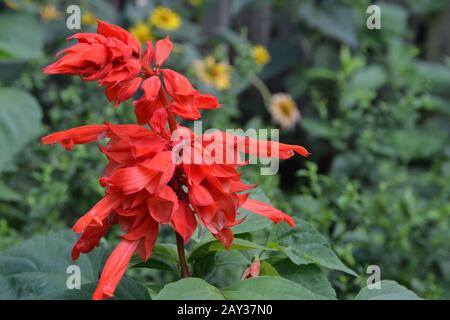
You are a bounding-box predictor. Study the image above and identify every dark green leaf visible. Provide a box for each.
[355,280,421,300]
[271,218,357,276]
[0,230,149,300]
[155,278,225,300]
[222,276,316,300]
[0,14,43,61]
[0,88,42,172]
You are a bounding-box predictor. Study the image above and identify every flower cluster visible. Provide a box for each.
[42,20,309,300]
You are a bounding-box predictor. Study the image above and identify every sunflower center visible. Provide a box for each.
[280,101,294,115]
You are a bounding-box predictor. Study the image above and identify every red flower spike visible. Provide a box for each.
[41,21,310,300]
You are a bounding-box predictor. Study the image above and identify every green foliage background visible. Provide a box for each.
[0,0,449,299]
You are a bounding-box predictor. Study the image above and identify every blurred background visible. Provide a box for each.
[0,0,449,299]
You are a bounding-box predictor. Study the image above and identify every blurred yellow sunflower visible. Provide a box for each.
[82,11,97,26]
[269,93,300,130]
[39,4,62,22]
[149,6,181,31]
[194,56,231,91]
[252,45,271,66]
[130,22,153,44]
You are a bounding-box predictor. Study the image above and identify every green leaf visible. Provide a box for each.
[155,278,225,300]
[188,238,270,278]
[209,238,272,252]
[378,3,408,37]
[348,65,387,91]
[0,88,42,172]
[298,2,357,47]
[131,243,179,273]
[0,230,150,300]
[355,280,421,300]
[0,14,43,61]
[271,218,357,276]
[0,182,21,201]
[414,61,450,93]
[259,261,280,277]
[272,259,336,299]
[222,276,316,300]
[215,251,250,267]
[189,238,271,261]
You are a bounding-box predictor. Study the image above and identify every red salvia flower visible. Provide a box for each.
[42,21,310,300]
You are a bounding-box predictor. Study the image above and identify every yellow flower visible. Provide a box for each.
[149,6,181,31]
[130,22,153,44]
[39,4,62,22]
[194,56,231,91]
[82,11,97,26]
[269,93,300,130]
[252,45,271,66]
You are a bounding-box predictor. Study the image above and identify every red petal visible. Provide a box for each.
[147,186,178,223]
[41,124,108,150]
[97,19,140,55]
[142,41,155,68]
[195,93,221,110]
[171,201,197,243]
[72,222,111,260]
[155,37,173,66]
[72,193,122,233]
[149,108,168,135]
[160,69,195,95]
[106,165,155,195]
[93,239,139,300]
[141,76,161,101]
[241,199,295,227]
[189,184,215,206]
[105,77,142,106]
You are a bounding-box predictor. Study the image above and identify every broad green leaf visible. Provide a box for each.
[215,251,250,267]
[222,276,316,300]
[191,253,216,279]
[0,14,43,61]
[298,2,357,47]
[0,182,20,201]
[189,238,270,262]
[0,230,149,300]
[378,3,408,37]
[271,218,357,276]
[259,261,280,277]
[0,88,42,172]
[355,280,421,300]
[348,65,387,91]
[155,278,225,300]
[272,259,336,300]
[209,239,272,252]
[188,238,270,278]
[415,61,450,93]
[131,243,179,273]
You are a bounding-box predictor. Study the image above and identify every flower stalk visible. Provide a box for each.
[176,232,191,277]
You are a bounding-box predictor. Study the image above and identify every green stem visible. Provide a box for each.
[176,232,191,278]
[249,74,272,110]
